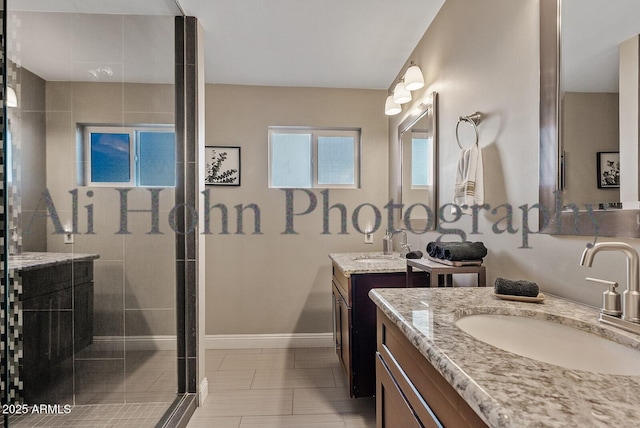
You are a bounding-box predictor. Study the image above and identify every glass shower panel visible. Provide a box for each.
[3,3,180,426]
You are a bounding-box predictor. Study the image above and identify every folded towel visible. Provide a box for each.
[426,242,438,257]
[426,241,487,261]
[494,277,539,297]
[453,144,484,214]
[405,250,423,259]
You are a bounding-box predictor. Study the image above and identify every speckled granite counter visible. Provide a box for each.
[8,251,100,271]
[328,252,406,275]
[369,287,640,427]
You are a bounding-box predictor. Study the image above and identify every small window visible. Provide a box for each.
[411,132,433,188]
[269,127,360,188]
[81,125,176,187]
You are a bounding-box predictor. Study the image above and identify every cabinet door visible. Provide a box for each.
[333,287,341,352]
[332,283,351,392]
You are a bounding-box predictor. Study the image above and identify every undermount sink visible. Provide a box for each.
[353,255,400,263]
[455,314,640,375]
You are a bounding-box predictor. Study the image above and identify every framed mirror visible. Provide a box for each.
[398,91,438,231]
[539,0,640,237]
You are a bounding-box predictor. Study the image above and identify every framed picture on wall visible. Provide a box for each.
[597,151,620,188]
[205,146,241,186]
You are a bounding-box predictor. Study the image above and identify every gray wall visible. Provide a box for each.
[391,0,632,308]
[204,84,388,335]
[562,92,619,206]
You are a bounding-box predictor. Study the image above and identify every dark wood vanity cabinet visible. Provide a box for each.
[332,262,424,398]
[376,308,487,428]
[21,261,94,402]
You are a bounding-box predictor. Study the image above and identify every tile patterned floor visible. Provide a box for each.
[187,348,376,428]
[4,347,374,427]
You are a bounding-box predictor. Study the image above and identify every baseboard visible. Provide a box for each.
[91,333,334,351]
[92,335,177,351]
[198,377,208,406]
[204,332,333,349]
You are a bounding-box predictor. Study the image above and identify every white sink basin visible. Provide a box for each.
[353,255,400,263]
[455,314,640,375]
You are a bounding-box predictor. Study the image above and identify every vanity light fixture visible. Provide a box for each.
[403,62,424,91]
[393,79,412,104]
[384,94,401,116]
[6,86,17,108]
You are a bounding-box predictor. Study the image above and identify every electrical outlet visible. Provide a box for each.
[364,231,373,244]
[64,232,74,244]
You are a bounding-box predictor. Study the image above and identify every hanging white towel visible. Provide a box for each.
[452,144,484,214]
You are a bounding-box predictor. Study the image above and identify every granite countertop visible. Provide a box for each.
[369,287,640,428]
[328,252,407,276]
[8,252,100,271]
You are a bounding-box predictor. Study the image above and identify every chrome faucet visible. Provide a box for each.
[391,229,410,258]
[580,242,640,326]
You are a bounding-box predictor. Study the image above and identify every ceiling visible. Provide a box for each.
[8,0,445,89]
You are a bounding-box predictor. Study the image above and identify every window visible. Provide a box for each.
[411,132,433,188]
[81,125,176,187]
[268,127,360,188]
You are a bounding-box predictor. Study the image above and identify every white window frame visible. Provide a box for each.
[268,127,361,189]
[81,124,175,187]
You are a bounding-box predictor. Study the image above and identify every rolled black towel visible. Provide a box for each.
[426,242,438,257]
[438,242,488,261]
[494,277,539,297]
[405,250,423,259]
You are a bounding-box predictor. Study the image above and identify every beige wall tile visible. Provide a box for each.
[93,260,125,336]
[125,308,176,336]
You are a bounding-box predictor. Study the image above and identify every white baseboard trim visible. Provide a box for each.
[92,335,177,351]
[204,333,333,349]
[198,377,208,406]
[91,333,334,351]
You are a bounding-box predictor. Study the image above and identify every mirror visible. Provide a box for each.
[398,91,438,231]
[540,0,640,237]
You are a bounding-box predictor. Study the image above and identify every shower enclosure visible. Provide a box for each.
[1,1,199,426]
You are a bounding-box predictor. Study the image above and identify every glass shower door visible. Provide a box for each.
[1,2,184,426]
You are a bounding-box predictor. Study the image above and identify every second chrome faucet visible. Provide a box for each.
[581,242,640,333]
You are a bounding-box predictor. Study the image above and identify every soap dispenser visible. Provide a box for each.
[382,230,393,255]
[587,277,622,317]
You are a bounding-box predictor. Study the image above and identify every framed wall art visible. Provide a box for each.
[205,146,240,186]
[596,151,619,189]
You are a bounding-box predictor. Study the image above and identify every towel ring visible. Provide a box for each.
[455,112,482,149]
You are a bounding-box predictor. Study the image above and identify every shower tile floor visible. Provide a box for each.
[7,403,170,427]
[7,348,177,427]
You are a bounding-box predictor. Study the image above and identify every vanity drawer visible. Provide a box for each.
[375,353,424,428]
[377,309,487,428]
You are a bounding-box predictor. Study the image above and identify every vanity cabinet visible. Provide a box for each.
[21,260,95,403]
[375,308,487,428]
[331,261,425,398]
